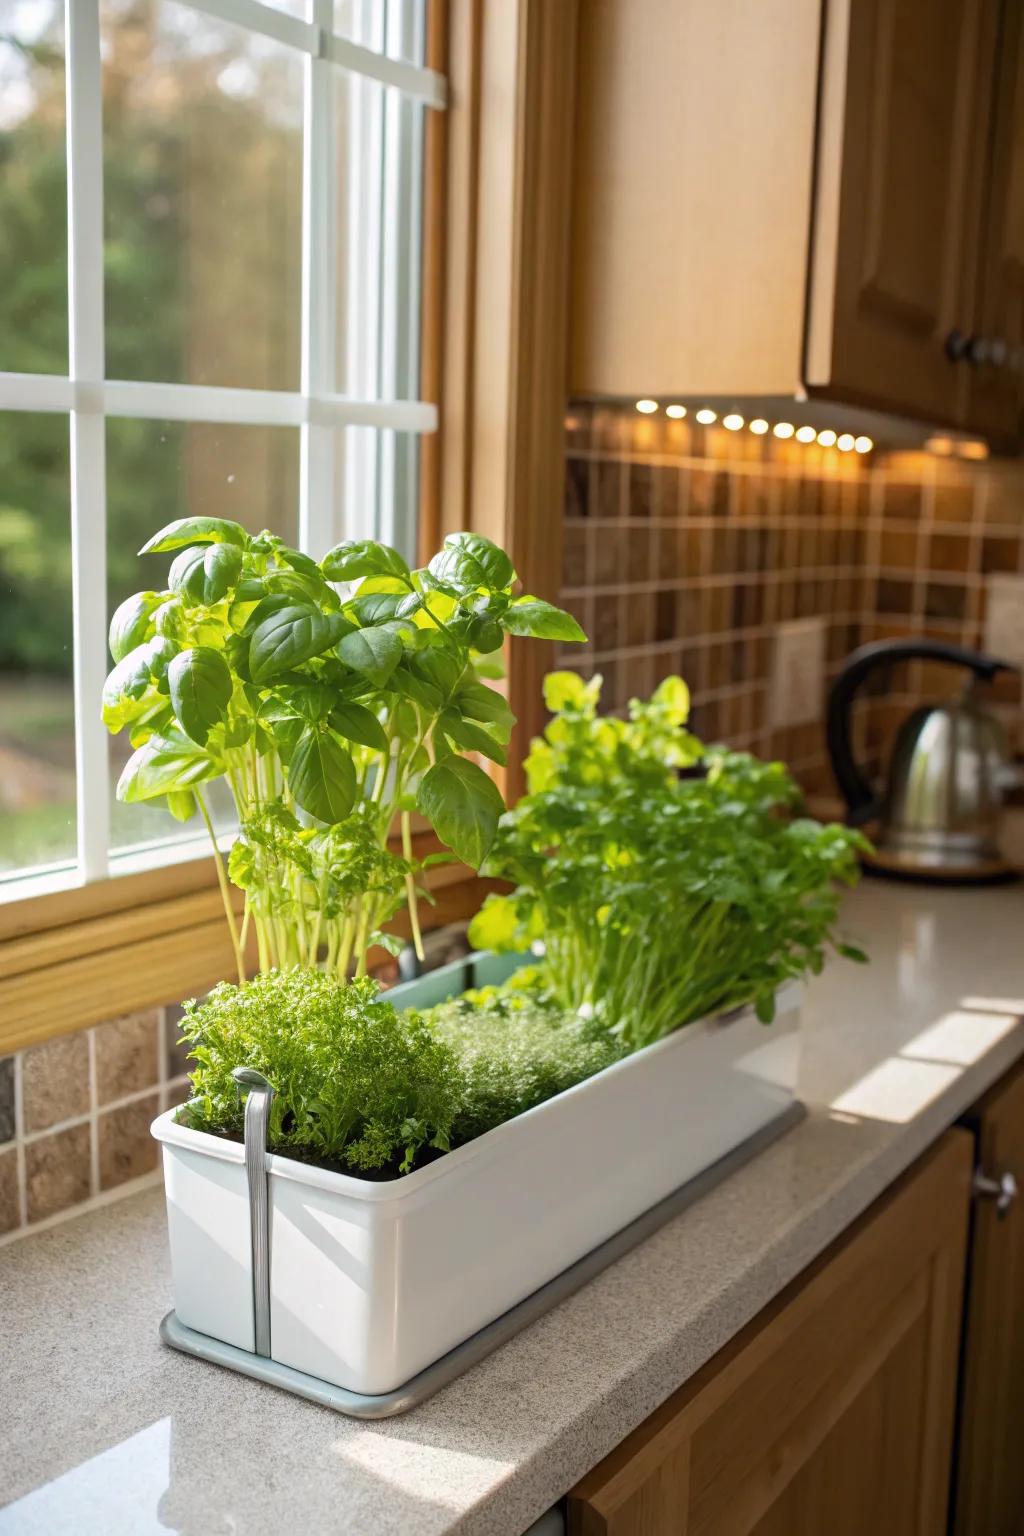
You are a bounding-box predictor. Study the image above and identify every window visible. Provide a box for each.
[0,0,444,894]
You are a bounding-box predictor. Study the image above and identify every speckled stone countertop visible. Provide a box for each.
[2,881,1024,1536]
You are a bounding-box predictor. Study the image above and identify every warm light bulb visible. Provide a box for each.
[665,403,687,419]
[817,429,837,448]
[854,435,873,454]
[925,436,954,456]
[722,413,745,431]
[635,399,658,414]
[695,408,717,425]
[795,425,817,444]
[773,422,795,440]
[959,439,989,461]
[836,433,855,452]
[749,418,769,435]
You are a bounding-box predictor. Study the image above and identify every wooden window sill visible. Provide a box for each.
[0,830,499,1055]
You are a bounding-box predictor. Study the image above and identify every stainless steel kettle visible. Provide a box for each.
[826,639,1020,878]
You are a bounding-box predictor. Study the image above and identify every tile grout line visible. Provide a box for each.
[0,1167,164,1250]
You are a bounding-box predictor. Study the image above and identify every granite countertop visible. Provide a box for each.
[3,880,1024,1536]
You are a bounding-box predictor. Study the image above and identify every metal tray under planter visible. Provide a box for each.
[154,954,804,1415]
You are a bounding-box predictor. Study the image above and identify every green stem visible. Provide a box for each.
[401,811,425,962]
[196,787,246,985]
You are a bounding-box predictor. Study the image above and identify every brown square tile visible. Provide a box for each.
[924,582,967,622]
[591,594,621,653]
[880,527,919,569]
[981,537,1020,575]
[25,1124,91,1223]
[0,1057,13,1145]
[94,1010,160,1106]
[627,529,652,583]
[592,526,622,585]
[927,532,971,573]
[629,462,655,518]
[877,577,916,616]
[564,455,591,520]
[22,1032,89,1135]
[883,482,923,520]
[98,1094,160,1192]
[652,465,680,519]
[675,587,701,638]
[562,523,588,588]
[0,1148,19,1235]
[624,593,654,648]
[933,481,974,523]
[595,459,625,520]
[654,588,677,643]
[983,472,1024,526]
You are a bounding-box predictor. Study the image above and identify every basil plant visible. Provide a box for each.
[102,517,584,982]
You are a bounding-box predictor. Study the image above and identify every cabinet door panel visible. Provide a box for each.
[569,1131,972,1536]
[966,0,1024,442]
[808,0,995,423]
[953,1058,1024,1536]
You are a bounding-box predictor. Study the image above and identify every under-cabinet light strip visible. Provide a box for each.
[66,0,111,885]
[634,400,873,453]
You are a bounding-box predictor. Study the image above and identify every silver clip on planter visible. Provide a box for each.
[232,1067,274,1359]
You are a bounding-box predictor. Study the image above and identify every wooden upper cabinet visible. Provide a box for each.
[806,0,995,424]
[965,0,1024,441]
[568,1131,973,1536]
[571,0,1011,436]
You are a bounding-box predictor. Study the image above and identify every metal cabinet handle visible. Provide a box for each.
[972,1167,1018,1217]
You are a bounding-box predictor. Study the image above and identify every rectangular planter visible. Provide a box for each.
[152,955,802,1396]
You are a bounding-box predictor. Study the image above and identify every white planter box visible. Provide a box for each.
[152,962,801,1396]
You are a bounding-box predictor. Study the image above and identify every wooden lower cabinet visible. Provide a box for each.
[569,1131,973,1536]
[952,1058,1024,1536]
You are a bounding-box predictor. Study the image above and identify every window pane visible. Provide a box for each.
[106,418,300,853]
[334,69,425,403]
[0,2,68,375]
[0,412,75,876]
[334,0,426,64]
[101,1,303,391]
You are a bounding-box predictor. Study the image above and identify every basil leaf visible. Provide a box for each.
[288,728,356,823]
[138,516,249,554]
[108,591,162,663]
[166,790,197,823]
[168,647,233,746]
[328,701,389,751]
[116,727,221,803]
[417,755,505,868]
[337,624,404,687]
[455,681,515,735]
[249,605,346,682]
[321,539,411,583]
[502,596,586,642]
[350,591,405,625]
[427,532,514,593]
[436,707,507,766]
[102,637,178,732]
[169,543,244,606]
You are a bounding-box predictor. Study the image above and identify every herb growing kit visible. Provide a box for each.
[104,521,862,1409]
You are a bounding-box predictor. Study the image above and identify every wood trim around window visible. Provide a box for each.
[424,0,581,798]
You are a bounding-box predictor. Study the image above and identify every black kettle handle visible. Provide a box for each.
[826,639,1015,824]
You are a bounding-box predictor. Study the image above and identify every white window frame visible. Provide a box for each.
[0,0,445,897]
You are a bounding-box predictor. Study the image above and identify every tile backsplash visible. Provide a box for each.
[559,403,1024,795]
[0,1008,190,1243]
